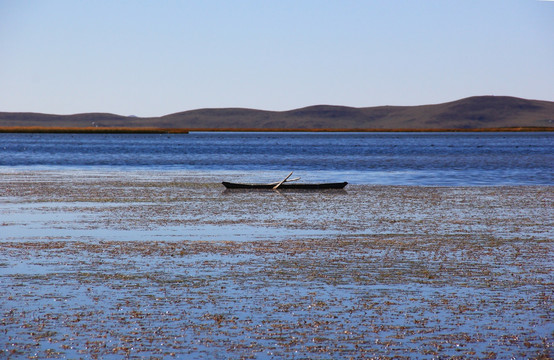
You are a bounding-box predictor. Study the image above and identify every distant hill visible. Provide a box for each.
[0,96,552,130]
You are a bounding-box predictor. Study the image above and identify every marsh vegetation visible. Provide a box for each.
[1,171,552,359]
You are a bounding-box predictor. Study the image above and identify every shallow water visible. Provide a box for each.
[1,171,552,359]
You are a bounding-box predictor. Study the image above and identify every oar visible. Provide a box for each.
[268,177,300,185]
[272,171,293,190]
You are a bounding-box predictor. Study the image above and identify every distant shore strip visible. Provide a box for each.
[0,127,189,134]
[0,126,552,133]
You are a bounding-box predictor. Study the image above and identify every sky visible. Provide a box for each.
[1,0,553,117]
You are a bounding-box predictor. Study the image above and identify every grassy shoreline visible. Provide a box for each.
[0,126,552,133]
[0,126,189,134]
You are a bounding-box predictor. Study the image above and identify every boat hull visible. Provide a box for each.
[222,181,348,189]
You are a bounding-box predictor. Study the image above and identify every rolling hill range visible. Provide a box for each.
[1,96,552,131]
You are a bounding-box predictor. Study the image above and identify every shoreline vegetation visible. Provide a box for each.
[0,126,190,134]
[0,126,552,133]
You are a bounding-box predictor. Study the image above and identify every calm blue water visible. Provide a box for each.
[0,132,552,185]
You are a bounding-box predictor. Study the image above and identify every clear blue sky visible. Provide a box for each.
[1,0,553,117]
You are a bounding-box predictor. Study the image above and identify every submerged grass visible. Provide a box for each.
[0,172,552,359]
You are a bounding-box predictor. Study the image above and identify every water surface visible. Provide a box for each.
[1,132,552,185]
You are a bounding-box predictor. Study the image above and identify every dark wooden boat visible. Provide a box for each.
[222,181,348,189]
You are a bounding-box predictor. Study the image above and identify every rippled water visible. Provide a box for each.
[1,132,552,185]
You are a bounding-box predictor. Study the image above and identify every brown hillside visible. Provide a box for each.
[0,96,552,130]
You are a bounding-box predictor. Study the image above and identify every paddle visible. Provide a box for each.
[268,177,300,186]
[272,171,293,190]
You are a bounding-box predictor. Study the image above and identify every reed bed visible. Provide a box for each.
[1,126,552,133]
[0,127,189,134]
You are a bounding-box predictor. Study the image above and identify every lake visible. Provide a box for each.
[1,132,552,185]
[1,131,552,358]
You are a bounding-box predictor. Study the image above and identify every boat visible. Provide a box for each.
[222,181,348,190]
[222,172,347,190]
